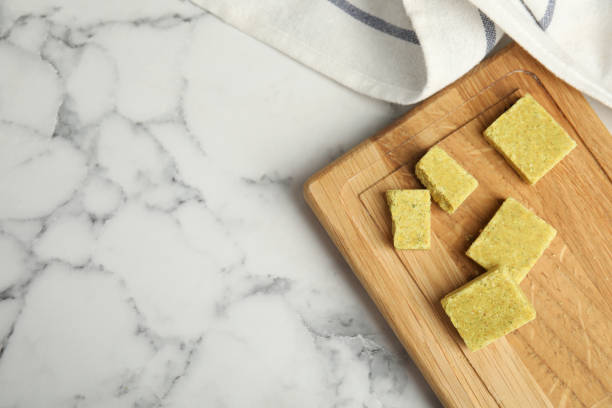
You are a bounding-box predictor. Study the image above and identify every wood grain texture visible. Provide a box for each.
[304,44,612,408]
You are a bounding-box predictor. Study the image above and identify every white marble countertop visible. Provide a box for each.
[0,2,610,407]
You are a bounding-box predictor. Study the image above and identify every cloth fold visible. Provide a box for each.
[192,0,612,108]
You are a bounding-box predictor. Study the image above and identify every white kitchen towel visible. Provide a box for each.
[192,0,612,108]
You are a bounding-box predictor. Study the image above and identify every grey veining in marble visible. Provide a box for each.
[0,1,436,407]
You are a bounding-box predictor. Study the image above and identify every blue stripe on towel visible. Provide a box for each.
[327,0,420,44]
[539,0,555,29]
[519,0,556,30]
[478,10,496,53]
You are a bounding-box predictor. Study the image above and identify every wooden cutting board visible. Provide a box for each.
[304,44,612,408]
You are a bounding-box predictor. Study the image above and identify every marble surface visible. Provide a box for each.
[0,1,610,407]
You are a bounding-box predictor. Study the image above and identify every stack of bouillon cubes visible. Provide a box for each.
[386,94,575,351]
